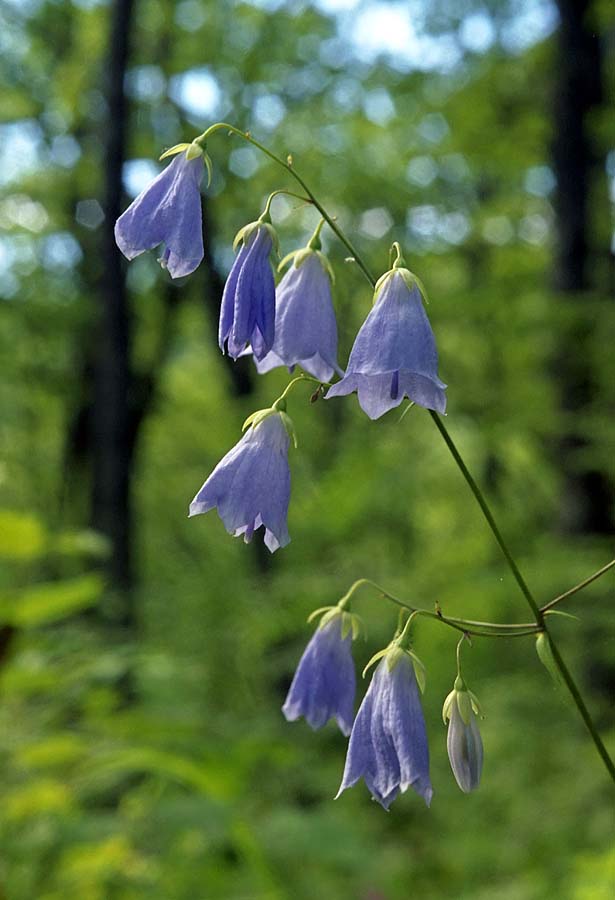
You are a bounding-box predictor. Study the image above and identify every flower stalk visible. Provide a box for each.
[195,121,615,785]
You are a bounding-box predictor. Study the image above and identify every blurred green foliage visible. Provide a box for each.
[1,0,614,898]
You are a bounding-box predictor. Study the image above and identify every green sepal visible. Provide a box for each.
[307,605,364,642]
[185,141,204,161]
[468,690,484,718]
[349,612,366,641]
[233,221,258,252]
[233,221,279,258]
[159,142,191,161]
[543,609,579,622]
[398,268,430,304]
[290,248,313,269]
[373,270,392,301]
[456,688,473,725]
[535,632,566,690]
[372,267,430,306]
[278,250,299,272]
[278,247,335,285]
[340,611,365,641]
[203,151,213,187]
[317,607,343,630]
[362,645,391,679]
[263,222,280,258]
[279,411,298,449]
[444,684,483,724]
[307,605,336,624]
[442,689,456,724]
[406,649,427,694]
[316,250,335,284]
[242,407,276,432]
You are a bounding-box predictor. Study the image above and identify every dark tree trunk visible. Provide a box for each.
[91,0,136,621]
[551,0,613,534]
[552,0,603,292]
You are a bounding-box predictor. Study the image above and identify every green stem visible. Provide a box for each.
[429,411,543,622]
[340,579,539,638]
[199,123,376,287]
[202,122,615,784]
[262,188,312,216]
[546,636,615,780]
[428,412,615,783]
[456,633,469,678]
[541,557,615,613]
[274,373,330,407]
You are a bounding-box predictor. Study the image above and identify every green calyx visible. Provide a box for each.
[241,407,297,448]
[232,220,280,258]
[373,244,430,306]
[361,642,426,693]
[278,219,334,284]
[306,605,364,641]
[242,407,277,432]
[277,247,334,284]
[442,685,483,726]
[159,141,213,187]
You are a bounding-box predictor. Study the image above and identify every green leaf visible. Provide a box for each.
[53,529,111,559]
[3,574,103,627]
[0,510,46,560]
[543,609,580,622]
[535,633,566,690]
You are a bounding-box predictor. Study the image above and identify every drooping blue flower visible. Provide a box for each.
[114,148,205,278]
[255,240,341,382]
[219,221,278,361]
[326,254,446,419]
[189,410,292,552]
[443,683,483,793]
[336,648,433,809]
[283,609,357,736]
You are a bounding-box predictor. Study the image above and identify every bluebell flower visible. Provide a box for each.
[326,253,446,419]
[114,146,206,278]
[219,220,278,361]
[337,647,433,808]
[283,609,357,736]
[189,409,292,552]
[255,237,341,382]
[443,682,483,793]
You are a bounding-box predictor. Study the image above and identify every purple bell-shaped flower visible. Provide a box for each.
[337,642,432,809]
[189,408,293,552]
[255,221,341,382]
[114,142,208,278]
[218,214,279,361]
[326,243,446,419]
[283,606,360,736]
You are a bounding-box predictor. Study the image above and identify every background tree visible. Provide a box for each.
[0,0,613,897]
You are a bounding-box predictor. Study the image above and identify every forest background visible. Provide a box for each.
[1,0,614,898]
